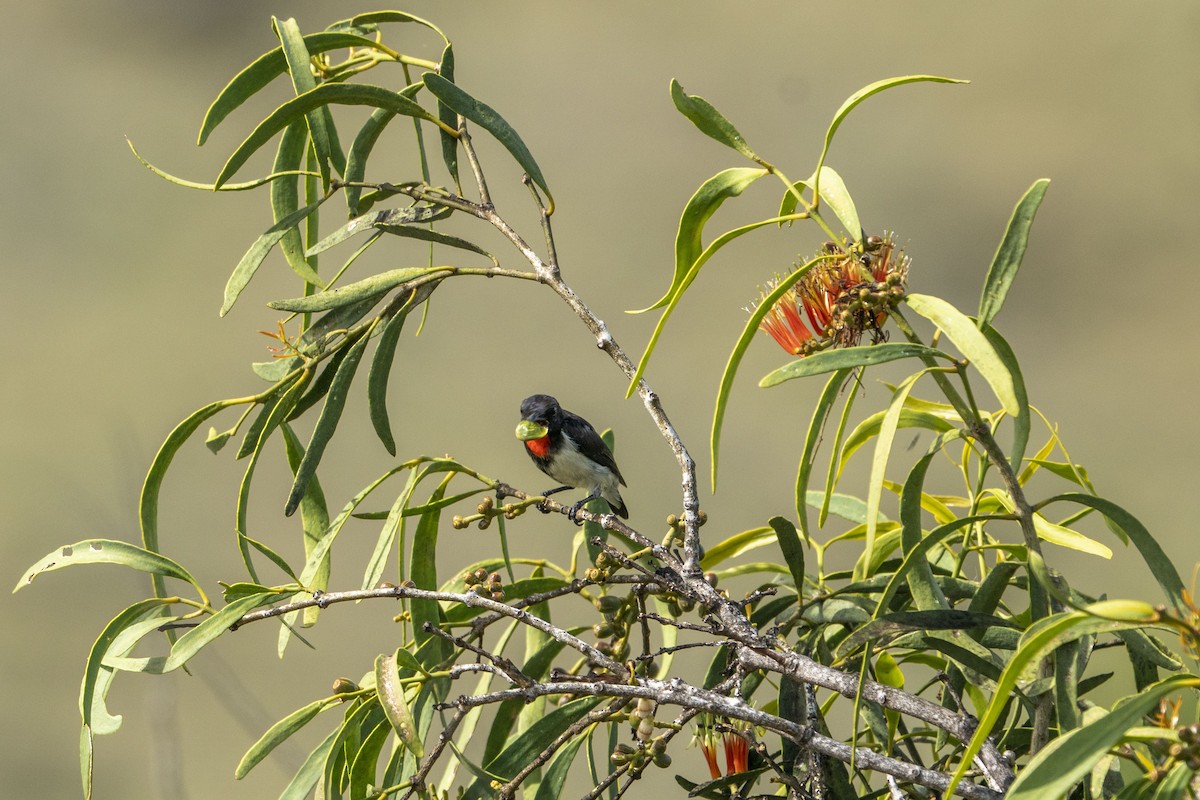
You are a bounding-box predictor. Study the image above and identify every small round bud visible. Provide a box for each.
[665,514,678,527]
[490,590,505,602]
[331,677,358,695]
[596,595,624,614]
[452,516,468,529]
[637,716,655,741]
[705,572,719,588]
[865,234,884,252]
[478,496,494,512]
[652,751,672,769]
[697,511,708,526]
[592,622,614,638]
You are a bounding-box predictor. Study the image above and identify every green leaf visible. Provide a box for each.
[80,599,173,737]
[903,293,1019,415]
[273,17,345,187]
[632,168,769,315]
[761,342,951,387]
[435,44,460,190]
[778,166,861,242]
[269,266,447,313]
[944,600,1166,799]
[628,211,788,401]
[15,539,201,595]
[376,221,495,263]
[532,734,588,800]
[344,108,398,215]
[222,193,329,316]
[367,290,429,456]
[138,400,236,597]
[795,369,852,541]
[839,610,1013,655]
[284,332,372,516]
[1041,493,1187,611]
[281,424,331,627]
[978,179,1050,328]
[813,76,967,202]
[463,697,605,800]
[859,370,929,581]
[768,517,806,599]
[709,256,822,490]
[836,408,954,481]
[305,204,451,258]
[375,652,424,759]
[669,79,757,160]
[277,726,338,800]
[198,31,399,146]
[215,83,448,189]
[981,325,1029,473]
[422,73,552,211]
[1005,675,1200,800]
[411,480,450,667]
[700,526,774,568]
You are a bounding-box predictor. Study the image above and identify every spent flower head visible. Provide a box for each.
[751,233,909,357]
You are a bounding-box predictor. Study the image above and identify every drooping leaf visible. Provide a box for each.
[411,479,450,667]
[345,108,398,215]
[903,293,1019,415]
[16,540,202,596]
[305,204,450,257]
[795,369,852,541]
[215,83,450,189]
[768,517,806,599]
[269,266,447,313]
[80,599,173,737]
[273,17,345,186]
[532,733,588,800]
[1004,675,1200,800]
[633,168,768,315]
[281,424,331,627]
[435,44,460,190]
[375,652,424,759]
[277,726,338,800]
[812,76,967,203]
[981,325,1029,473]
[669,79,757,160]
[761,342,951,387]
[944,600,1165,798]
[222,194,329,317]
[778,166,861,242]
[284,332,372,516]
[978,179,1050,329]
[199,31,401,146]
[709,256,822,490]
[422,73,551,211]
[700,527,774,569]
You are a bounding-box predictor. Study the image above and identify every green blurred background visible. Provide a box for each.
[4,2,1198,797]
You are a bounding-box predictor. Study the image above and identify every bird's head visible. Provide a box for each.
[516,394,561,442]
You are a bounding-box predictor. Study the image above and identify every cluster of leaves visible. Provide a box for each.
[15,9,1200,800]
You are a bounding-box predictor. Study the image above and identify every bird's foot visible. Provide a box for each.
[567,499,588,525]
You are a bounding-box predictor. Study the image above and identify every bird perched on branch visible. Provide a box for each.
[515,394,628,522]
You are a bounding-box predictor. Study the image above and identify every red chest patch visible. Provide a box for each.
[525,436,551,458]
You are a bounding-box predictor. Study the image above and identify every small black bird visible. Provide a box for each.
[515,394,628,521]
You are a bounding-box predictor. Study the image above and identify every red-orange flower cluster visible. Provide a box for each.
[754,234,909,357]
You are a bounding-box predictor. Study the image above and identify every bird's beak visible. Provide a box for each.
[515,420,548,441]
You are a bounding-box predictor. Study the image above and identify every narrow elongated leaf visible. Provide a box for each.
[274,17,344,186]
[342,9,450,44]
[269,266,447,312]
[710,257,822,490]
[836,408,954,481]
[981,325,1029,473]
[700,527,774,568]
[903,293,1019,414]
[215,83,449,189]
[944,600,1164,798]
[1004,675,1200,800]
[368,306,411,456]
[285,333,372,516]
[80,599,172,736]
[222,194,329,316]
[345,108,397,215]
[779,166,861,241]
[761,343,950,387]
[158,593,276,673]
[139,400,237,597]
[795,369,852,541]
[436,44,460,189]
[199,31,398,145]
[278,726,339,800]
[628,212,795,400]
[281,424,331,626]
[16,539,201,595]
[411,480,450,666]
[463,697,605,800]
[768,517,806,598]
[532,734,588,800]
[1032,512,1112,558]
[422,73,551,210]
[669,79,757,160]
[978,179,1050,328]
[632,167,767,314]
[375,652,424,758]
[306,204,450,257]
[1042,493,1186,610]
[270,122,315,300]
[859,371,929,581]
[813,76,967,201]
